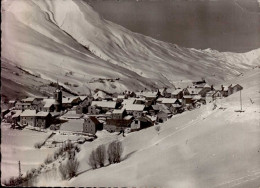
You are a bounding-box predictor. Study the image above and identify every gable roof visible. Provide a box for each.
[21,110,37,117]
[43,99,58,108]
[36,112,50,117]
[87,116,100,125]
[161,98,178,104]
[12,110,23,118]
[171,89,183,95]
[124,104,145,111]
[112,108,125,114]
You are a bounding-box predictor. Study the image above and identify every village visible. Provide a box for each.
[1,80,243,142]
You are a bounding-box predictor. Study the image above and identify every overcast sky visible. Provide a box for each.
[86,0,260,53]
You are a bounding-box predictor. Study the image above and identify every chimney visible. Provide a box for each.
[211,85,214,90]
[221,85,224,91]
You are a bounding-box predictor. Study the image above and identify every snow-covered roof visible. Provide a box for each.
[136,91,158,98]
[12,110,22,118]
[192,95,202,100]
[93,91,109,99]
[122,98,136,106]
[172,104,182,108]
[91,101,116,108]
[117,95,125,99]
[156,98,164,102]
[124,104,145,111]
[43,99,58,108]
[8,100,16,104]
[161,98,178,104]
[152,104,169,111]
[171,89,183,95]
[36,112,50,117]
[112,108,125,114]
[183,95,192,98]
[79,96,88,101]
[123,115,133,120]
[165,88,175,93]
[21,97,35,103]
[21,110,37,117]
[147,115,157,122]
[61,110,83,119]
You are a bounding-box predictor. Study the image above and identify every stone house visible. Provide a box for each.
[35,112,52,128]
[104,116,133,132]
[20,110,37,127]
[83,116,103,135]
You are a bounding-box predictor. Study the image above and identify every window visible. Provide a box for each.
[135,120,138,124]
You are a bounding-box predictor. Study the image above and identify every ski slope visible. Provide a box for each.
[2,0,260,97]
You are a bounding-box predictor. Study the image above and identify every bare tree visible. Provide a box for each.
[107,141,123,164]
[88,150,97,169]
[67,158,79,178]
[59,158,79,179]
[95,145,106,167]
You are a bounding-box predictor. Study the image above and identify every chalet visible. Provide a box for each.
[212,91,223,99]
[221,85,232,97]
[83,116,103,135]
[8,100,17,108]
[76,104,87,114]
[111,108,126,119]
[171,89,183,99]
[161,98,182,108]
[20,110,37,127]
[104,115,133,132]
[183,88,202,96]
[131,116,153,131]
[42,99,57,112]
[157,109,170,123]
[231,84,243,94]
[169,104,183,114]
[183,95,193,105]
[62,96,82,109]
[198,85,212,97]
[35,112,52,128]
[192,95,205,106]
[162,88,176,98]
[124,104,145,118]
[11,110,22,126]
[136,91,159,101]
[205,90,216,103]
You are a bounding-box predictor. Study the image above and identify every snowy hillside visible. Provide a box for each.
[2,0,260,98]
[32,68,260,188]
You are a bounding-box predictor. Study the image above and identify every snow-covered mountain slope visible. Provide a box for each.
[32,69,260,187]
[1,0,260,97]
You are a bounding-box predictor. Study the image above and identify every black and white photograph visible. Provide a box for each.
[1,0,260,187]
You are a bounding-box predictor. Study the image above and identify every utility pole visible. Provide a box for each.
[18,161,22,178]
[240,90,242,111]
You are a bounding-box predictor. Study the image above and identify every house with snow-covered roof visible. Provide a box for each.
[62,96,81,109]
[20,110,37,127]
[83,116,103,135]
[35,112,52,128]
[124,104,145,118]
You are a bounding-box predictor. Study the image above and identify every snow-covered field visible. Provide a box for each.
[1,125,56,182]
[27,68,260,187]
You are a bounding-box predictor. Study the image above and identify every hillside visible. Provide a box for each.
[1,0,260,99]
[31,68,260,187]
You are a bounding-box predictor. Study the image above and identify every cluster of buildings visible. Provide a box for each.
[1,81,243,135]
